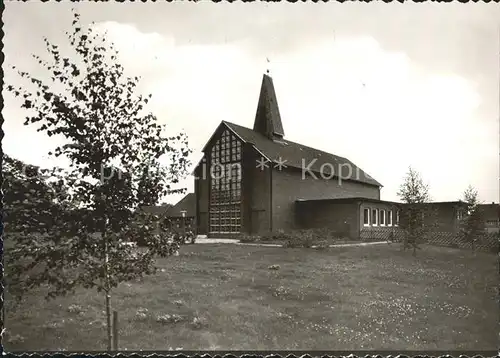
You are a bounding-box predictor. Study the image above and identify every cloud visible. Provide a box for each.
[269,36,486,201]
[5,20,496,205]
[88,22,496,203]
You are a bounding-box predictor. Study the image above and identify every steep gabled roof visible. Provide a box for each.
[253,74,284,139]
[223,121,382,187]
[167,193,196,218]
[139,204,171,216]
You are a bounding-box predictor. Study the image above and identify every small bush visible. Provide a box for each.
[282,230,315,248]
[42,321,65,329]
[240,228,349,247]
[135,312,148,321]
[173,299,184,306]
[191,315,208,330]
[182,230,196,244]
[239,235,261,243]
[67,304,84,314]
[134,307,149,321]
[314,240,330,250]
[276,311,293,319]
[273,285,291,298]
[155,313,184,324]
[270,229,289,241]
[242,230,294,243]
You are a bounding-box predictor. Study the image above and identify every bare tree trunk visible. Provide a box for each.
[103,220,113,351]
[105,290,112,351]
[113,310,119,350]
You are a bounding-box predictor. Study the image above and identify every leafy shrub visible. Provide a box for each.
[135,308,149,321]
[269,229,289,241]
[155,313,184,324]
[314,240,330,250]
[188,231,197,244]
[239,235,261,243]
[67,304,84,314]
[191,315,208,330]
[245,229,294,242]
[273,285,291,298]
[173,300,184,306]
[240,228,348,248]
[282,230,315,248]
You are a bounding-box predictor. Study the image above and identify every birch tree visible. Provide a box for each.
[5,11,191,350]
[459,185,485,250]
[397,167,436,256]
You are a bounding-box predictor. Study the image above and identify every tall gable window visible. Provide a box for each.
[380,210,386,226]
[209,130,242,234]
[372,208,378,226]
[387,210,393,226]
[363,208,370,226]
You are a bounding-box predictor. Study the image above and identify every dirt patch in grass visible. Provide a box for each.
[4,243,498,351]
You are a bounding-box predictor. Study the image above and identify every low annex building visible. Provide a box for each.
[165,193,196,231]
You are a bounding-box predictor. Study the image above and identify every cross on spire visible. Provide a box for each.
[266,57,270,75]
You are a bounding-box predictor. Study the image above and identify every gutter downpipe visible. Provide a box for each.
[269,163,273,232]
[357,200,363,240]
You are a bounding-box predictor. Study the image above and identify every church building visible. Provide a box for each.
[194,73,399,238]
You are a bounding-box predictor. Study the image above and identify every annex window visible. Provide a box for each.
[363,208,370,226]
[487,219,500,226]
[396,210,400,226]
[371,208,378,226]
[387,210,393,226]
[209,130,242,234]
[380,209,386,226]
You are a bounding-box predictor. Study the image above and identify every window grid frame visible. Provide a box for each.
[363,208,370,226]
[371,208,378,226]
[380,209,386,226]
[209,130,242,234]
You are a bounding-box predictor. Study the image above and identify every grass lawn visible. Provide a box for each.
[4,243,498,351]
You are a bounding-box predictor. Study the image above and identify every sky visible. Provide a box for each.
[4,2,500,205]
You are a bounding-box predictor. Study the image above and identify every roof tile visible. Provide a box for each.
[224,121,381,187]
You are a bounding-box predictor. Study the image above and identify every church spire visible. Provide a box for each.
[253,71,285,140]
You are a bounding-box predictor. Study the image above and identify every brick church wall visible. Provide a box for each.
[240,145,271,234]
[194,161,209,235]
[296,200,359,238]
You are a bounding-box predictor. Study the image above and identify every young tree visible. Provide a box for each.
[3,155,77,298]
[3,155,66,236]
[459,185,485,250]
[397,167,436,256]
[5,11,191,350]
